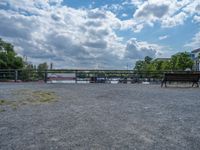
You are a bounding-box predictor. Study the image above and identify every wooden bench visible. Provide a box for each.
[161,73,200,87]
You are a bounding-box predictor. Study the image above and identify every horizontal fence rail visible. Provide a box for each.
[0,69,200,84]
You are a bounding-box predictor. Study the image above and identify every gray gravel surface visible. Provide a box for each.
[0,83,200,150]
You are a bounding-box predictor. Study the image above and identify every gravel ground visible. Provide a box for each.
[0,83,200,150]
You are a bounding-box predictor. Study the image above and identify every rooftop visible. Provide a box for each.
[191,48,200,53]
[155,58,170,61]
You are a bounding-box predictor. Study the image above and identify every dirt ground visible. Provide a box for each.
[0,83,200,150]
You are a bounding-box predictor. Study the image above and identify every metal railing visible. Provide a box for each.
[0,69,199,83]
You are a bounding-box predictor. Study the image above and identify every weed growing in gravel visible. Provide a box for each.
[0,99,12,105]
[11,103,18,110]
[0,99,9,112]
[0,99,7,105]
[0,109,5,112]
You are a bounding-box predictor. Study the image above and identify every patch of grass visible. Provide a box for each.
[0,99,18,111]
[32,91,57,103]
[0,99,8,105]
[11,103,18,110]
[0,99,6,105]
[0,109,6,112]
[1,90,58,111]
[12,89,58,104]
[0,100,8,112]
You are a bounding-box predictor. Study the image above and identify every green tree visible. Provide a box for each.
[150,60,162,71]
[144,56,153,64]
[161,60,172,71]
[134,60,145,72]
[0,38,24,69]
[171,52,194,71]
[134,56,153,72]
[21,63,35,81]
[37,62,48,79]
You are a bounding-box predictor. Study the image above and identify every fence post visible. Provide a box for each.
[75,70,77,84]
[15,70,18,82]
[44,70,47,83]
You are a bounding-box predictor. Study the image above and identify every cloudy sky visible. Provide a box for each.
[0,0,199,69]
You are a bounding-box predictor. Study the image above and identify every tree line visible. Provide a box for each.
[134,53,195,72]
[0,38,48,80]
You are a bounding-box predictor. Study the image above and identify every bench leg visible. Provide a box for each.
[192,82,199,87]
[192,82,194,87]
[197,82,199,88]
[161,81,166,87]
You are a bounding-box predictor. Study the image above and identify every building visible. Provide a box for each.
[191,48,200,71]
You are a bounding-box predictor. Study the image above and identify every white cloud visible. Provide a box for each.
[193,15,200,23]
[125,0,200,30]
[185,32,200,49]
[122,0,144,6]
[122,13,128,17]
[161,12,187,28]
[159,35,169,40]
[121,19,144,33]
[0,0,167,69]
[183,1,200,15]
[101,4,123,13]
[134,2,169,19]
[124,38,162,59]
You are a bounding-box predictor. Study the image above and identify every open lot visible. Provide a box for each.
[0,83,200,149]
